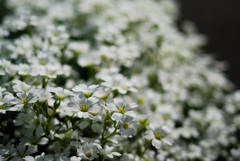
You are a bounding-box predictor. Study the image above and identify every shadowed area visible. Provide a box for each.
[178,0,240,88]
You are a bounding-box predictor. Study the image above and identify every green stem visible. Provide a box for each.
[48,100,61,126]
[142,141,151,157]
[53,113,76,136]
[101,121,107,142]
[42,78,49,89]
[26,104,37,114]
[102,123,119,147]
[64,117,83,134]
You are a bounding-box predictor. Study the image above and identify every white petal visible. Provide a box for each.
[145,130,155,140]
[111,152,121,156]
[24,156,35,161]
[89,84,98,89]
[39,114,46,123]
[152,139,162,149]
[161,125,171,135]
[79,120,89,129]
[4,95,14,102]
[162,137,173,146]
[87,97,98,106]
[68,102,77,107]
[59,156,70,161]
[114,98,124,107]
[36,125,44,138]
[126,102,138,110]
[38,137,49,145]
[29,97,38,103]
[105,103,117,111]
[118,88,127,94]
[25,145,38,155]
[89,105,100,113]
[111,112,123,121]
[8,104,23,111]
[125,111,136,118]
[72,84,87,92]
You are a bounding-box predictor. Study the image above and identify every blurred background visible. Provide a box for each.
[1,0,240,88]
[177,0,240,89]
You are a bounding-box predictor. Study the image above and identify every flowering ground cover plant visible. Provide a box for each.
[0,0,240,160]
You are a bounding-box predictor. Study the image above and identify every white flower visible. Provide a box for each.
[48,87,73,100]
[20,129,48,146]
[36,89,52,102]
[38,65,63,79]
[12,80,32,93]
[12,144,38,161]
[101,74,136,94]
[100,145,121,159]
[72,84,99,98]
[0,93,15,114]
[119,115,139,138]
[24,153,47,161]
[93,87,111,100]
[77,51,101,67]
[9,91,38,111]
[106,97,138,121]
[145,124,173,149]
[77,143,98,161]
[68,94,100,119]
[0,144,17,160]
[70,156,82,161]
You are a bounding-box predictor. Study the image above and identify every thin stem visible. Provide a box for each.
[102,122,119,147]
[53,113,75,136]
[64,118,83,134]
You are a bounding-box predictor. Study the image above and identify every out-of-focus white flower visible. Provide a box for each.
[105,97,138,121]
[36,89,52,102]
[72,84,99,98]
[77,143,99,161]
[12,144,38,161]
[93,87,111,100]
[100,145,121,159]
[38,65,63,79]
[0,93,15,114]
[12,80,32,93]
[48,87,73,100]
[145,124,173,149]
[101,74,137,94]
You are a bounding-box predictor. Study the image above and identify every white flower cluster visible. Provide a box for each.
[0,0,239,160]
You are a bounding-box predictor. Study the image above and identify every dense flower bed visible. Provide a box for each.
[0,0,240,160]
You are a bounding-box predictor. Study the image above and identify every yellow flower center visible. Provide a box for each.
[85,152,92,158]
[118,108,126,114]
[80,104,89,112]
[83,93,93,98]
[124,123,129,129]
[154,133,163,140]
[137,98,144,105]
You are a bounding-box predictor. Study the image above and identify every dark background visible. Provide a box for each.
[177,0,240,89]
[1,0,240,88]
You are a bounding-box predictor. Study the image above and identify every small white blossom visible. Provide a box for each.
[0,93,15,114]
[119,115,139,138]
[48,87,73,100]
[145,124,173,149]
[36,89,52,102]
[72,84,99,98]
[106,97,138,121]
[100,145,121,159]
[68,94,100,119]
[77,143,99,161]
[9,91,38,111]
